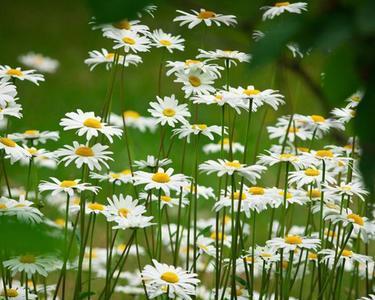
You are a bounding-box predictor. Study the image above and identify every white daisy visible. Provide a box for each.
[39,177,99,197]
[173,123,224,143]
[148,94,190,127]
[0,79,17,106]
[149,29,185,53]
[257,151,306,169]
[105,30,151,53]
[90,169,133,185]
[0,102,23,120]
[288,167,336,188]
[110,111,157,132]
[181,183,215,199]
[8,130,59,144]
[166,59,222,78]
[173,8,237,29]
[0,65,44,85]
[3,255,56,277]
[134,155,172,170]
[203,138,244,154]
[319,248,372,268]
[197,49,251,67]
[141,259,200,299]
[331,106,356,123]
[60,109,122,142]
[0,137,31,163]
[0,285,37,299]
[174,69,216,97]
[55,141,113,171]
[0,196,43,224]
[199,159,266,183]
[19,147,57,169]
[261,2,308,20]
[99,19,150,35]
[266,235,320,252]
[18,52,59,73]
[323,181,368,201]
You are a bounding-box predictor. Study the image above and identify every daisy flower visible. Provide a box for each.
[297,114,344,138]
[39,177,99,197]
[260,2,308,20]
[55,141,113,171]
[134,168,188,195]
[173,123,223,143]
[269,188,309,208]
[134,155,172,170]
[267,123,310,143]
[257,151,305,169]
[266,235,320,252]
[18,52,59,73]
[0,79,17,106]
[346,91,363,108]
[105,30,151,53]
[0,137,31,164]
[203,138,244,154]
[104,194,147,221]
[98,19,150,35]
[90,169,133,185]
[0,196,43,224]
[0,102,23,120]
[19,147,57,169]
[323,181,368,201]
[140,192,189,209]
[149,29,185,53]
[112,214,154,230]
[86,202,106,214]
[331,106,356,124]
[182,183,215,199]
[199,159,266,183]
[110,110,157,132]
[141,259,200,299]
[3,255,56,277]
[288,167,336,188]
[214,190,252,216]
[197,49,251,67]
[166,59,222,78]
[148,95,190,127]
[0,285,37,299]
[173,8,237,29]
[60,109,122,142]
[0,65,44,85]
[174,69,216,97]
[84,49,142,71]
[8,130,59,144]
[319,248,372,268]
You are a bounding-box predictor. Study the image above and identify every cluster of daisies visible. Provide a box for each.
[0,2,374,300]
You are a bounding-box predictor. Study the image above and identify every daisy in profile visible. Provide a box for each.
[141,259,200,299]
[260,2,308,20]
[288,167,336,188]
[98,19,150,35]
[55,141,113,171]
[323,181,368,201]
[110,110,157,132]
[8,130,59,144]
[0,137,31,163]
[149,29,185,53]
[199,159,266,183]
[346,91,363,108]
[112,214,154,230]
[0,65,44,85]
[166,59,222,78]
[140,192,189,209]
[84,49,142,71]
[1,196,43,224]
[173,8,236,29]
[105,30,151,53]
[3,255,56,277]
[0,102,23,120]
[86,202,106,215]
[331,106,356,124]
[203,138,244,154]
[257,151,305,169]
[90,169,133,185]
[0,79,17,106]
[214,190,253,216]
[173,123,223,143]
[182,183,215,199]
[148,94,190,127]
[174,69,216,97]
[0,285,37,299]
[18,52,59,73]
[267,235,320,252]
[39,178,99,197]
[197,49,251,67]
[19,147,57,169]
[134,167,188,195]
[60,109,122,142]
[134,155,172,170]
[319,248,372,269]
[269,188,308,208]
[297,114,344,138]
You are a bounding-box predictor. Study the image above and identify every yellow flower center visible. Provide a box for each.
[75,146,94,157]
[278,190,292,199]
[188,75,201,87]
[315,150,333,158]
[347,213,364,226]
[161,195,172,202]
[1,288,19,297]
[308,189,321,198]
[245,256,255,263]
[232,191,247,200]
[288,127,299,133]
[118,208,129,218]
[351,95,360,102]
[225,160,241,168]
[219,138,230,145]
[159,39,172,46]
[0,137,16,147]
[260,252,272,258]
[284,235,303,245]
[24,130,39,135]
[152,172,170,183]
[124,110,140,119]
[88,202,105,211]
[54,218,65,227]
[19,255,36,264]
[342,249,353,257]
[162,108,176,117]
[311,115,326,123]
[325,229,336,238]
[83,118,102,129]
[210,232,226,240]
[0,204,7,209]
[73,197,80,205]
[110,173,121,179]
[191,124,207,130]
[308,253,318,260]
[122,37,136,45]
[279,153,295,160]
[60,180,77,188]
[304,168,320,176]
[27,147,38,155]
[121,169,132,175]
[114,20,131,30]
[243,89,261,96]
[198,10,216,19]
[117,243,127,252]
[6,69,23,76]
[185,59,201,66]
[160,271,179,283]
[275,2,290,6]
[248,186,265,195]
[105,53,115,60]
[297,147,309,153]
